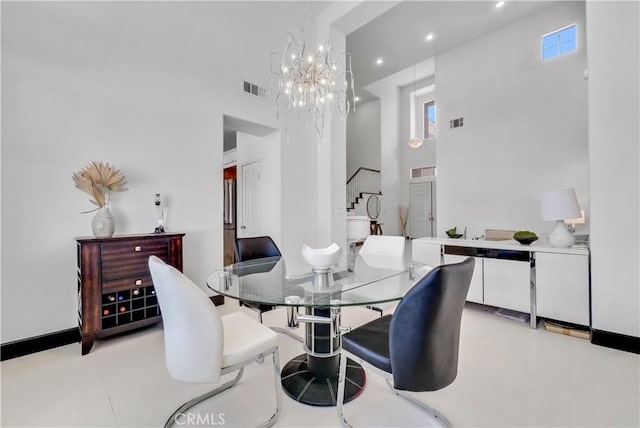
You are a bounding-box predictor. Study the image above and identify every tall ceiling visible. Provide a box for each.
[346,1,560,102]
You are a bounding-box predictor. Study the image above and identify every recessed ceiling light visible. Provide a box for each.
[495,1,505,8]
[425,33,434,41]
[376,58,383,65]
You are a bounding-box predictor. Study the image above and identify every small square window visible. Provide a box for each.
[542,24,577,60]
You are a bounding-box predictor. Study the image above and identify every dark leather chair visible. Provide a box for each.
[234,236,282,323]
[336,257,475,427]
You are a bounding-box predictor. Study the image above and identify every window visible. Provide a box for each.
[542,24,577,60]
[423,100,437,139]
[410,166,436,179]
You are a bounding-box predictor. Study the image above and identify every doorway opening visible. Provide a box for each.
[222,115,280,266]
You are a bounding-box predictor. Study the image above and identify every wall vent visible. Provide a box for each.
[242,81,266,98]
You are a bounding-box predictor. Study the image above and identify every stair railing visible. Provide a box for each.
[346,168,381,209]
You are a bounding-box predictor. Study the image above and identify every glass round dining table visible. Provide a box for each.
[207,254,430,407]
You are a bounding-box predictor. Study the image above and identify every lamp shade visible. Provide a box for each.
[541,188,581,221]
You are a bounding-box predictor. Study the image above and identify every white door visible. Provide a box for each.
[409,182,436,238]
[238,160,261,237]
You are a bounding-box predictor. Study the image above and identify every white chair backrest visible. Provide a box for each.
[359,235,406,258]
[148,256,224,384]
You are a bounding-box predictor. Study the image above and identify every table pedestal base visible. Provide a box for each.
[281,353,365,406]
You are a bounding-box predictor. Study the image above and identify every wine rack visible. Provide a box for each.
[100,286,160,329]
[76,233,184,355]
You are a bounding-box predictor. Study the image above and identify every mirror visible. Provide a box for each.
[366,195,381,220]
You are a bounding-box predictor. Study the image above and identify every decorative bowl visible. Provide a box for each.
[301,243,342,270]
[445,227,463,239]
[513,231,539,245]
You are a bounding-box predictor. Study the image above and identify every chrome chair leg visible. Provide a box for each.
[258,348,283,428]
[336,352,353,428]
[270,326,304,343]
[384,378,452,427]
[164,368,244,428]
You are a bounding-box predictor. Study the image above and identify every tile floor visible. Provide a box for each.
[1,301,639,428]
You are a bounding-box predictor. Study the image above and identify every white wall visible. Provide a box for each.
[346,99,381,179]
[435,2,588,239]
[0,1,315,342]
[377,86,403,235]
[236,131,282,246]
[586,1,640,338]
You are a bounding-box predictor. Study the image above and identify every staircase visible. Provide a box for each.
[346,168,381,212]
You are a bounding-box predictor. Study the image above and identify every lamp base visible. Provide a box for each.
[548,220,575,248]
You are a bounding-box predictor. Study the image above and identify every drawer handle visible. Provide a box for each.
[134,246,141,252]
[135,279,142,286]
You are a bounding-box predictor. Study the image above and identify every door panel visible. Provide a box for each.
[238,160,261,238]
[409,182,436,238]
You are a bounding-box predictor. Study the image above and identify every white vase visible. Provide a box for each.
[92,206,115,237]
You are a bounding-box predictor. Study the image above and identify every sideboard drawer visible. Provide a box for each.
[102,275,154,293]
[101,240,169,280]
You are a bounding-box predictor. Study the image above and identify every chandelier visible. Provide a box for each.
[271,25,355,137]
[408,137,423,148]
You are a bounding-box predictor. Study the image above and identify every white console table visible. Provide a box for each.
[412,237,590,328]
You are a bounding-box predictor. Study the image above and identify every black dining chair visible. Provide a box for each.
[234,236,282,323]
[336,257,475,427]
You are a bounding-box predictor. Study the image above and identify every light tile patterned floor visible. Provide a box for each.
[2,301,639,427]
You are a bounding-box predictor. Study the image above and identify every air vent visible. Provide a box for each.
[242,81,266,98]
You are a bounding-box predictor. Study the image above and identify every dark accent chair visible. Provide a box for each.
[234,236,282,323]
[336,257,475,427]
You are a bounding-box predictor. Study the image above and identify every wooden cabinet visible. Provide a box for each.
[77,233,184,355]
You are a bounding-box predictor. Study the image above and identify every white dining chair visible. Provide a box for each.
[148,256,282,428]
[358,235,406,259]
[357,235,406,315]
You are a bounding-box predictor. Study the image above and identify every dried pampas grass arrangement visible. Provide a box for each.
[399,207,408,237]
[72,161,127,211]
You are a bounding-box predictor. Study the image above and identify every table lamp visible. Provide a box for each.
[541,188,581,248]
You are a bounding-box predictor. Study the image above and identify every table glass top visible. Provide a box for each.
[206,255,431,308]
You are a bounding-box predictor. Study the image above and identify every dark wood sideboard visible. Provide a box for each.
[76,233,185,355]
